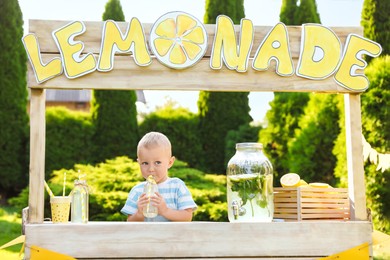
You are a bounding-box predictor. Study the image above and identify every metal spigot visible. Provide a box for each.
[232,201,239,220]
[232,200,246,220]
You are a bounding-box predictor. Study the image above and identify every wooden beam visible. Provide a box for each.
[28,57,354,93]
[344,94,367,220]
[25,221,372,259]
[28,89,46,223]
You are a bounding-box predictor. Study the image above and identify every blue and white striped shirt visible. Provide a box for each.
[121,177,197,222]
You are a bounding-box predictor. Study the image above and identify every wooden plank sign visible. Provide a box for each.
[23,12,381,92]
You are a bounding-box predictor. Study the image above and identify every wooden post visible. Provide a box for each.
[344,94,367,221]
[28,89,46,223]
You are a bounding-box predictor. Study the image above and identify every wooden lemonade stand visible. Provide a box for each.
[24,13,381,259]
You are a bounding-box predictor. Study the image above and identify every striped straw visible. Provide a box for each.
[44,181,54,197]
[63,172,67,196]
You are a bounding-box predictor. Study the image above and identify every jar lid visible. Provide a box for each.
[236,142,263,149]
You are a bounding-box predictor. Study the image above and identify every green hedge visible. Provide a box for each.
[139,103,204,169]
[45,107,94,178]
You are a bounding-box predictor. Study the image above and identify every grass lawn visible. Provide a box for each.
[0,206,23,260]
[0,205,388,259]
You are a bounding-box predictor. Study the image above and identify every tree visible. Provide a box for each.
[199,0,251,173]
[204,0,244,24]
[334,0,390,233]
[91,0,139,162]
[287,94,341,186]
[280,0,298,25]
[259,0,320,180]
[259,93,310,178]
[361,55,390,233]
[0,0,29,199]
[295,0,321,24]
[361,0,389,60]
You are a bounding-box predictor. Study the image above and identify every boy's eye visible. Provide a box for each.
[141,162,148,166]
[155,161,162,165]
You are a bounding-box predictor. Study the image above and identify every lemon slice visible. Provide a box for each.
[228,174,258,182]
[280,173,301,187]
[150,11,208,69]
[299,179,308,186]
[309,182,332,188]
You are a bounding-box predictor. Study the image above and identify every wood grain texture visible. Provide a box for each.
[28,56,356,93]
[344,94,367,220]
[25,221,372,259]
[28,89,46,224]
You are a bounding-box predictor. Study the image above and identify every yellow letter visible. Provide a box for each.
[22,34,62,83]
[52,21,96,79]
[334,34,382,91]
[98,18,152,71]
[252,22,294,76]
[297,24,341,79]
[210,15,253,72]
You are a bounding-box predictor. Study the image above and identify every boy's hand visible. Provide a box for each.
[137,193,149,212]
[150,192,168,214]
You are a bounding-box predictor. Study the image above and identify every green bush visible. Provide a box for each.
[10,157,227,221]
[139,102,204,169]
[46,107,94,178]
[361,55,390,233]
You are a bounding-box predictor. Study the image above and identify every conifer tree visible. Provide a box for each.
[333,0,389,232]
[0,0,29,198]
[361,0,389,59]
[361,55,390,233]
[280,0,298,25]
[260,0,321,178]
[287,94,340,186]
[199,0,251,173]
[91,0,139,162]
[359,0,390,233]
[295,0,321,24]
[259,93,310,178]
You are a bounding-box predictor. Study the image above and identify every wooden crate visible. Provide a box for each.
[274,187,350,221]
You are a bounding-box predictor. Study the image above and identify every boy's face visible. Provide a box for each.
[137,145,175,184]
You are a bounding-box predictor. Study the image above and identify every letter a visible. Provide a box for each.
[252,22,294,76]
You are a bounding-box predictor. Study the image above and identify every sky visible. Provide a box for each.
[18,0,364,122]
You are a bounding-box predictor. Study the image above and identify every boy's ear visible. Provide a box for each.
[168,156,175,168]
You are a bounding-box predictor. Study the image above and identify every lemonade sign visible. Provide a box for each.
[22,11,382,91]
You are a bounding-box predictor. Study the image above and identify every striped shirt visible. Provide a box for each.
[121,177,197,222]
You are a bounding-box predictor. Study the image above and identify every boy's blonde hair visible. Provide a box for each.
[137,132,172,156]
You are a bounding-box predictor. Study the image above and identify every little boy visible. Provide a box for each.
[121,132,197,221]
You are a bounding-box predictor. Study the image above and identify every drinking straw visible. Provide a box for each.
[63,172,67,196]
[44,180,54,197]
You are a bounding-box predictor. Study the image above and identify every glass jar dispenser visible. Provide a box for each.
[227,143,274,222]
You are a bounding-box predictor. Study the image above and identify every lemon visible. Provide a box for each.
[309,182,332,188]
[299,179,308,186]
[150,11,208,69]
[280,173,301,187]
